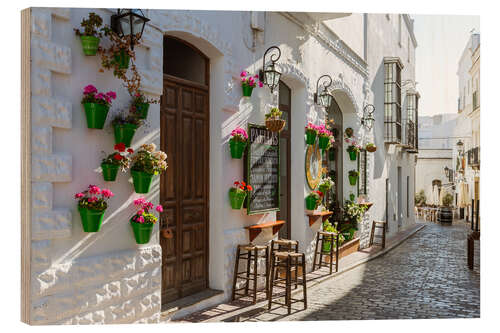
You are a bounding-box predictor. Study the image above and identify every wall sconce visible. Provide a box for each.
[361,104,375,130]
[444,166,450,178]
[314,75,334,108]
[111,9,150,50]
[259,46,281,93]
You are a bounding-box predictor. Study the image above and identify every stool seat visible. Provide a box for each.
[369,220,387,248]
[274,251,302,258]
[318,230,338,236]
[238,244,268,251]
[273,239,298,246]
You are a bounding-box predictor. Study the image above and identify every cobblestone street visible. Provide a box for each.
[179,221,480,322]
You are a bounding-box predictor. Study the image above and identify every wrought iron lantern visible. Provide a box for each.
[259,46,282,93]
[314,75,334,108]
[456,140,464,155]
[444,166,450,178]
[361,104,375,130]
[111,9,150,50]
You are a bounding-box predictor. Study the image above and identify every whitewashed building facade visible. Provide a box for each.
[21,8,418,324]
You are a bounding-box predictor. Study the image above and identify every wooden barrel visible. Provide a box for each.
[438,207,453,224]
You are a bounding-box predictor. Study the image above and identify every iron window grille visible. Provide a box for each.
[404,93,419,152]
[467,147,480,167]
[384,60,402,143]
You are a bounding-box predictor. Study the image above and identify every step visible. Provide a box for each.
[161,289,225,321]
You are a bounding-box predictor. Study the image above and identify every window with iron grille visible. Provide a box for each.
[384,60,402,143]
[358,149,367,195]
[406,93,418,149]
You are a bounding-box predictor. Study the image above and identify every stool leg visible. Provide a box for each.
[382,224,386,249]
[244,250,251,296]
[253,248,258,304]
[268,254,275,310]
[265,246,270,300]
[329,235,333,275]
[286,256,291,315]
[313,232,319,271]
[369,221,375,246]
[302,253,307,310]
[231,247,240,301]
[335,234,339,273]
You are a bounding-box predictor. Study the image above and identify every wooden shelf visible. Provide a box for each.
[245,220,285,242]
[306,211,333,227]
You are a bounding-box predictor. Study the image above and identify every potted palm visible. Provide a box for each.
[74,185,114,232]
[229,181,253,209]
[229,127,248,159]
[265,107,286,133]
[112,113,143,147]
[100,143,134,181]
[81,85,117,129]
[130,197,164,244]
[305,123,319,145]
[74,12,104,56]
[348,170,359,186]
[130,143,168,193]
[240,70,263,97]
[305,190,323,210]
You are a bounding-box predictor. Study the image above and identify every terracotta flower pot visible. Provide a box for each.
[83,102,109,129]
[78,206,105,232]
[80,35,100,56]
[130,220,154,244]
[229,189,247,209]
[229,139,247,159]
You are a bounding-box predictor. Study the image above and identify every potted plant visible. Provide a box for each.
[305,123,318,145]
[438,192,454,224]
[100,143,134,181]
[318,176,334,196]
[345,134,361,161]
[305,190,323,210]
[265,107,286,133]
[240,70,263,97]
[74,12,104,56]
[318,125,335,151]
[229,127,248,159]
[349,193,356,202]
[130,143,168,193]
[99,27,139,75]
[81,85,117,129]
[321,219,344,253]
[366,142,377,152]
[112,113,143,147]
[229,181,253,209]
[130,91,159,120]
[415,189,426,207]
[345,127,354,138]
[130,197,164,244]
[348,170,359,186]
[74,185,114,232]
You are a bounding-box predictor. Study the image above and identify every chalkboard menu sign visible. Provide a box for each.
[245,124,280,215]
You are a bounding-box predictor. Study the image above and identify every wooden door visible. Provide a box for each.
[160,74,209,304]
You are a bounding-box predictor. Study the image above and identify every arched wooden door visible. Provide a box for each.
[160,36,209,304]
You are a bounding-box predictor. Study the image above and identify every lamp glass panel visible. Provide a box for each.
[119,16,131,36]
[320,93,333,108]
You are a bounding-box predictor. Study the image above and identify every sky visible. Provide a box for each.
[414,15,480,117]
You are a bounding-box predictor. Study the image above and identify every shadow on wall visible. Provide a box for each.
[371,61,385,180]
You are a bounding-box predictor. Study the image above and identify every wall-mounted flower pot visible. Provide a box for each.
[78,206,105,232]
[318,136,330,150]
[131,170,154,194]
[322,240,332,253]
[305,131,317,145]
[114,49,130,69]
[80,35,100,56]
[135,103,150,119]
[242,85,254,97]
[113,123,137,147]
[305,196,318,210]
[229,139,247,159]
[101,163,119,182]
[229,190,247,209]
[83,103,109,129]
[130,220,154,244]
[348,150,357,161]
[265,119,286,133]
[318,184,330,195]
[366,145,377,152]
[348,175,358,186]
[350,193,356,201]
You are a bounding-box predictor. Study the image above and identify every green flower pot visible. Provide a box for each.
[114,49,130,69]
[80,35,100,56]
[83,103,109,129]
[305,131,317,145]
[78,206,105,232]
[349,150,357,161]
[101,163,119,182]
[322,241,332,253]
[242,85,254,97]
[130,220,154,244]
[329,149,336,161]
[349,175,358,186]
[229,189,247,209]
[318,136,330,150]
[305,196,318,210]
[131,170,155,194]
[229,139,247,159]
[113,123,138,147]
[350,193,356,201]
[135,102,150,119]
[318,184,330,195]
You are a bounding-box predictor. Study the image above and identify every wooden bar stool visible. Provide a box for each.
[270,239,299,289]
[231,244,269,304]
[369,220,387,248]
[268,251,307,314]
[312,231,339,274]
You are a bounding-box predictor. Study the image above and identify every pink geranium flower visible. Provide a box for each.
[101,189,114,198]
[240,70,247,77]
[106,91,117,100]
[133,197,146,206]
[74,192,84,199]
[137,215,145,223]
[83,84,98,95]
[88,185,101,195]
[137,209,144,215]
[87,196,97,203]
[156,205,164,213]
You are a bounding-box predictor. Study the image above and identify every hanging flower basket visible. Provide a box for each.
[242,85,254,97]
[78,206,106,232]
[83,103,109,129]
[114,48,130,69]
[265,119,286,133]
[348,150,358,161]
[101,163,120,182]
[229,189,247,209]
[113,123,138,147]
[135,102,150,119]
[318,136,330,150]
[229,139,247,159]
[366,144,377,152]
[80,35,100,56]
[131,170,155,194]
[348,175,358,186]
[130,220,154,244]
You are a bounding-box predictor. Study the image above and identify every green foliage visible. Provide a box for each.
[442,192,454,207]
[348,170,359,177]
[343,200,367,224]
[322,219,345,246]
[415,189,426,206]
[265,107,282,120]
[74,12,104,37]
[131,144,168,175]
[112,113,144,127]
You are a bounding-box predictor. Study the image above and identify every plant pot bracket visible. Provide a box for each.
[245,220,285,242]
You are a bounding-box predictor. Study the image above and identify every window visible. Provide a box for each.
[163,36,208,85]
[405,93,418,149]
[358,150,367,195]
[384,59,402,143]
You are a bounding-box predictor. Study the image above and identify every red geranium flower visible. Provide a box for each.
[114,143,126,152]
[127,148,134,154]
[247,185,253,191]
[113,153,123,161]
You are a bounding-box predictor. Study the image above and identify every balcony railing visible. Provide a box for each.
[467,147,480,168]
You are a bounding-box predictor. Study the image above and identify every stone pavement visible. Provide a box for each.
[171,221,479,322]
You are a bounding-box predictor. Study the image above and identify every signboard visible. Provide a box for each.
[245,124,280,215]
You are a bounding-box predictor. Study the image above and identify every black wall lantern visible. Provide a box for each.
[259,46,281,93]
[111,9,150,50]
[444,166,450,178]
[314,75,334,108]
[361,104,375,130]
